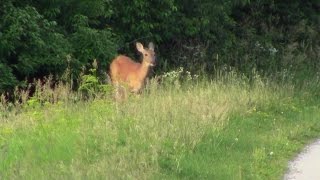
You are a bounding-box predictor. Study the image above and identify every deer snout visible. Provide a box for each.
[150,56,156,67]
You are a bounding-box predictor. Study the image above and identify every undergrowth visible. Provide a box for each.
[0,68,320,179]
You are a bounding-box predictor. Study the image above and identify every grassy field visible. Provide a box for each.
[1,69,320,179]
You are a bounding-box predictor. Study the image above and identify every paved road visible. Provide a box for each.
[284,139,320,180]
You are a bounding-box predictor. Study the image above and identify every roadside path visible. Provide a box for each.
[284,139,320,180]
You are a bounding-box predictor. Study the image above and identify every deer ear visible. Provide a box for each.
[148,42,154,51]
[136,42,144,52]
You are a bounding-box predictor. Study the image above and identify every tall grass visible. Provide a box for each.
[0,68,319,179]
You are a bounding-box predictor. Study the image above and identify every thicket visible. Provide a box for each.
[1,0,319,92]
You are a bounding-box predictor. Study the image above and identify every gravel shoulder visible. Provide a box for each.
[284,139,320,180]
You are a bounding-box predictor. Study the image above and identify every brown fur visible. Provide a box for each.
[110,42,156,93]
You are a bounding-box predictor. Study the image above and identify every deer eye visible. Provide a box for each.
[145,54,148,56]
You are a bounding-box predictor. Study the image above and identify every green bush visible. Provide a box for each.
[0,2,71,90]
[0,0,319,93]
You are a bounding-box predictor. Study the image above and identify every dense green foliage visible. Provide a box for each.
[1,0,319,92]
[1,1,319,178]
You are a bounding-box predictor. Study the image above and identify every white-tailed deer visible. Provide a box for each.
[109,42,156,94]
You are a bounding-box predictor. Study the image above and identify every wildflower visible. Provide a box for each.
[92,59,98,69]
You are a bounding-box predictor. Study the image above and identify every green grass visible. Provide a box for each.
[0,70,320,179]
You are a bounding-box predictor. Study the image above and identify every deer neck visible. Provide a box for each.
[137,61,151,81]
